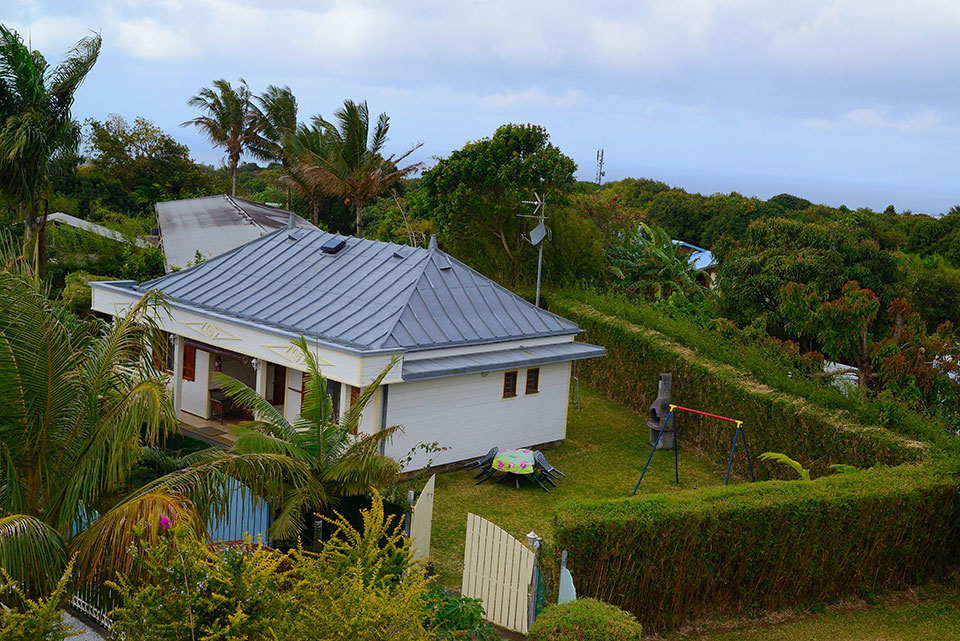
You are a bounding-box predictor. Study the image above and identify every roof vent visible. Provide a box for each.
[321,236,347,255]
[427,234,438,251]
[393,248,409,259]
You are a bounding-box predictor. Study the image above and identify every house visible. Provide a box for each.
[673,240,718,287]
[90,218,605,469]
[156,195,318,271]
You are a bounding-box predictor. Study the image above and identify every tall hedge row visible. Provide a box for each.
[554,464,960,634]
[548,296,925,475]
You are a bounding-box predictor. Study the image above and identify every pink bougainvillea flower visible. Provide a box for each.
[160,516,172,530]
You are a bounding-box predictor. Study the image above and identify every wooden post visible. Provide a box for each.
[173,335,185,419]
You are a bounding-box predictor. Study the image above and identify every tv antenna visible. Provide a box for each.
[596,148,605,185]
[519,192,549,307]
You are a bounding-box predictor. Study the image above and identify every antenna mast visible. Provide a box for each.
[596,148,605,185]
[519,192,548,307]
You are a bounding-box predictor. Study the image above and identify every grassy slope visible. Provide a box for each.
[422,385,728,587]
[676,592,960,641]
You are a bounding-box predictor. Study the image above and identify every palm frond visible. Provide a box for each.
[70,488,204,583]
[759,452,811,481]
[0,515,68,601]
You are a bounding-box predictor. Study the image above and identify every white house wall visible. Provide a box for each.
[182,349,212,418]
[90,284,402,387]
[384,362,571,470]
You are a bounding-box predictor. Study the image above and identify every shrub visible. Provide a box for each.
[424,585,499,641]
[58,270,110,317]
[554,463,960,634]
[0,560,74,641]
[109,494,439,641]
[528,598,643,641]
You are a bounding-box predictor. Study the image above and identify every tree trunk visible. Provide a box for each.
[355,200,364,237]
[230,162,237,197]
[312,201,319,227]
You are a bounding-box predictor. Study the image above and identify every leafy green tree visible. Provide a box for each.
[303,100,422,237]
[214,337,401,539]
[0,25,101,272]
[415,123,577,283]
[84,114,214,206]
[0,273,306,603]
[643,188,708,246]
[182,78,261,197]
[716,217,901,332]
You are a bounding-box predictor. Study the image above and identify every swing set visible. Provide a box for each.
[631,404,755,495]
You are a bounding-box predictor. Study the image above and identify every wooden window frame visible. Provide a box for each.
[525,367,540,395]
[503,371,518,398]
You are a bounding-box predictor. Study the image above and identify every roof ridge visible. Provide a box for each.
[224,195,262,230]
[372,243,438,349]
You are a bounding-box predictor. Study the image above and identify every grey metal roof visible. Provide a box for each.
[156,195,317,271]
[133,225,586,354]
[401,342,607,381]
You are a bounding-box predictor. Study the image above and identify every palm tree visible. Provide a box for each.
[306,100,423,237]
[182,78,261,197]
[251,85,298,167]
[214,336,402,540]
[279,119,329,225]
[0,273,307,605]
[0,25,101,273]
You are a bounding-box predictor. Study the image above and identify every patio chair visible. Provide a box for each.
[464,446,498,472]
[534,451,566,479]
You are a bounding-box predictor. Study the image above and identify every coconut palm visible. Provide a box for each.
[214,336,402,538]
[607,222,708,301]
[278,120,329,225]
[182,78,261,197]
[0,25,101,273]
[251,84,298,166]
[0,272,307,606]
[306,100,423,237]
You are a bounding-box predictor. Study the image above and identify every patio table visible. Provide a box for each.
[493,448,536,474]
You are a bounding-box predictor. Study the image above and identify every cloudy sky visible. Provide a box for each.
[6,0,960,214]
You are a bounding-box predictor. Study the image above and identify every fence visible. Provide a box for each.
[409,474,435,561]
[461,513,535,634]
[70,480,272,629]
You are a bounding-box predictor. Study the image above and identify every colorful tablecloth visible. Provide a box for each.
[493,448,536,475]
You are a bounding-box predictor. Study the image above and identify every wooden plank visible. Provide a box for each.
[462,513,476,597]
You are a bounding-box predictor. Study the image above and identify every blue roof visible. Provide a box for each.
[672,240,718,271]
[128,227,583,354]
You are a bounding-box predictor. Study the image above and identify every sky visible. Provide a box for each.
[6,0,960,215]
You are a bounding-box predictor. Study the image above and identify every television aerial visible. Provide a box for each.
[519,192,550,307]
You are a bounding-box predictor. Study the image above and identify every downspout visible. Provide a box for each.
[379,385,389,455]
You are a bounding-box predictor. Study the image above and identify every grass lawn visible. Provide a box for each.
[418,385,730,587]
[673,591,960,641]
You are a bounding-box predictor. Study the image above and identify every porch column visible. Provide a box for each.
[173,335,185,419]
[255,358,269,418]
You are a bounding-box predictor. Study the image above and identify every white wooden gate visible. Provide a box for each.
[461,513,535,634]
[409,474,435,561]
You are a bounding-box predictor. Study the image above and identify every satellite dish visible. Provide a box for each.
[529,221,547,246]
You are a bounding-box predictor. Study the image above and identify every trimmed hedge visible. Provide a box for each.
[555,463,960,634]
[547,295,926,476]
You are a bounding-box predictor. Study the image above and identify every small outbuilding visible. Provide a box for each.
[91,219,604,469]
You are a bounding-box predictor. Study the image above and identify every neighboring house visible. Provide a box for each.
[48,212,150,248]
[673,240,718,287]
[156,195,318,272]
[90,219,605,469]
